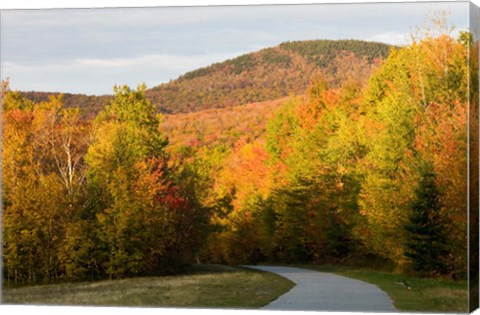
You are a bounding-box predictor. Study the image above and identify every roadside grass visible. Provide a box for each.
[301,264,468,313]
[2,264,294,308]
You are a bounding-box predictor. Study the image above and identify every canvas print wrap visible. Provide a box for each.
[0,1,479,313]
[468,2,479,311]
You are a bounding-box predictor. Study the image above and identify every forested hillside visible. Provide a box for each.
[147,40,391,113]
[2,29,474,286]
[20,39,391,115]
[160,98,286,150]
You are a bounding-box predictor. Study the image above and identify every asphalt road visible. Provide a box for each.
[244,265,397,312]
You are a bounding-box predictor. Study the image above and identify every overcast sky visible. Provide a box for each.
[0,1,470,95]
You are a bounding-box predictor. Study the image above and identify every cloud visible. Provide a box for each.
[368,32,410,46]
[2,52,245,94]
[74,53,243,70]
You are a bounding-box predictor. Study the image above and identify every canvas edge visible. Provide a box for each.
[0,2,476,313]
[0,8,4,306]
[469,1,480,313]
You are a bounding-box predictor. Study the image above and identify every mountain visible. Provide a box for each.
[147,39,392,113]
[21,39,392,115]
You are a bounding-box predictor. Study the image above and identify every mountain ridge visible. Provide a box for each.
[19,39,393,116]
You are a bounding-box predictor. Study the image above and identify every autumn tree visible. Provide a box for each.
[357,23,468,269]
[206,139,273,264]
[3,83,90,283]
[85,84,204,278]
[262,79,366,263]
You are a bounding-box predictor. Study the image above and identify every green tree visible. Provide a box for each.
[405,165,449,276]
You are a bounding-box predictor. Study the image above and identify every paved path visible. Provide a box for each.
[244,265,396,312]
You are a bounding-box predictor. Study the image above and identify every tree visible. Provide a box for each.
[206,140,273,264]
[2,85,89,284]
[85,85,167,278]
[357,28,468,267]
[264,79,364,263]
[405,165,449,276]
[85,84,203,278]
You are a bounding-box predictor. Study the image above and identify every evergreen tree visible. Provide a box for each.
[405,165,449,276]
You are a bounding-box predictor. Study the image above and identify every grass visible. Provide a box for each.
[2,264,294,308]
[301,264,468,313]
[3,262,468,312]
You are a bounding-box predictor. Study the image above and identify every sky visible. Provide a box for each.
[0,1,470,95]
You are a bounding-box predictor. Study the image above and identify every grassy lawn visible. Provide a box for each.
[302,265,468,313]
[2,264,294,308]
